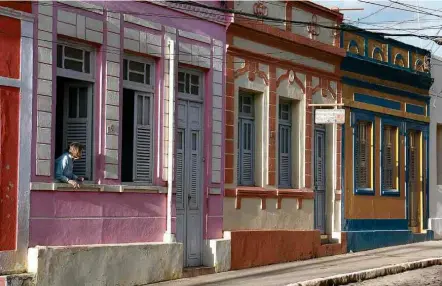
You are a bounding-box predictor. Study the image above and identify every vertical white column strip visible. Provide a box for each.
[164,39,175,242]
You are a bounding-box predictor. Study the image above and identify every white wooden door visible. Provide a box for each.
[176,99,203,267]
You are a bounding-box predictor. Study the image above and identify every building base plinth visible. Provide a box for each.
[27,243,183,286]
[202,238,231,273]
[429,218,442,239]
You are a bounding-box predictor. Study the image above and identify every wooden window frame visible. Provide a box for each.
[381,118,401,196]
[352,112,375,195]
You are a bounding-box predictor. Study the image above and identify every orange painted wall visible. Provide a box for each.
[0,86,20,251]
[0,1,32,13]
[344,109,406,220]
[0,15,21,79]
[230,230,345,270]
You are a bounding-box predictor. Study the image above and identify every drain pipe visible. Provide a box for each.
[164,39,175,243]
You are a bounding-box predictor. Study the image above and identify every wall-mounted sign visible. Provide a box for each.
[253,1,268,17]
[315,109,345,124]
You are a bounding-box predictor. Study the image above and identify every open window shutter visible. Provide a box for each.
[134,94,153,183]
[354,124,360,188]
[188,131,200,210]
[240,119,254,185]
[359,123,368,188]
[383,127,393,190]
[237,121,241,184]
[65,86,89,178]
[176,129,185,210]
[315,132,324,188]
[279,125,291,187]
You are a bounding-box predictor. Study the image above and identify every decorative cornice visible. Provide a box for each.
[234,59,269,86]
[152,1,227,25]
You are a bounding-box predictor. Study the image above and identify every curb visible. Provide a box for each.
[286,258,442,286]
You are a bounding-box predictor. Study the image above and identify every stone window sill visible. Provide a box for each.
[30,182,167,193]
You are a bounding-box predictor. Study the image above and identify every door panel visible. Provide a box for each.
[176,99,203,267]
[314,127,326,234]
[407,130,421,231]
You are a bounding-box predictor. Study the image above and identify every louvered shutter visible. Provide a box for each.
[176,129,185,210]
[315,131,325,188]
[66,121,88,176]
[358,123,368,188]
[133,94,153,183]
[188,131,200,210]
[383,127,393,190]
[239,119,254,185]
[279,125,291,187]
[354,124,360,188]
[65,86,91,178]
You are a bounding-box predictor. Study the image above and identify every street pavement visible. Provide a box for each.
[347,265,442,285]
[152,241,442,286]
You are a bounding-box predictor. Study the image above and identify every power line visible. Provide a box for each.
[358,3,393,22]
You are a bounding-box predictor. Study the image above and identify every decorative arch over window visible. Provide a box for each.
[394,53,406,67]
[415,59,424,72]
[372,47,384,62]
[348,40,360,55]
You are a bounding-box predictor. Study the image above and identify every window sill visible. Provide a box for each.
[30,182,167,193]
[381,189,400,197]
[354,188,375,196]
[225,187,314,210]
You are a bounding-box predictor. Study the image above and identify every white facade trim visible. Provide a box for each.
[0,6,34,22]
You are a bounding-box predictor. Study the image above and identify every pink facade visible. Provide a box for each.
[30,0,227,261]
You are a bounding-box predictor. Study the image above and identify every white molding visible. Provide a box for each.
[61,1,104,15]
[123,14,162,31]
[178,30,211,44]
[0,6,34,22]
[0,76,21,88]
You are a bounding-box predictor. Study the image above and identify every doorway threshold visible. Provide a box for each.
[182,266,215,278]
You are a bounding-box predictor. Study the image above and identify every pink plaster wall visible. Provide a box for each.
[30,191,167,246]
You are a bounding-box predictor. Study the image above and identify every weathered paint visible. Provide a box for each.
[230,230,345,270]
[30,1,227,251]
[341,28,431,252]
[0,87,20,251]
[0,16,20,79]
[0,1,32,14]
[30,191,167,246]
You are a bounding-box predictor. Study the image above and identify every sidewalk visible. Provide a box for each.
[153,241,442,286]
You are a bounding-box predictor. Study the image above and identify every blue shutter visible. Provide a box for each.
[278,102,292,188]
[239,119,254,185]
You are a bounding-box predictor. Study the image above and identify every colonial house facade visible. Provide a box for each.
[224,1,346,269]
[340,26,433,252]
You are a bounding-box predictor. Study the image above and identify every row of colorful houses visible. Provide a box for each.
[0,1,439,285]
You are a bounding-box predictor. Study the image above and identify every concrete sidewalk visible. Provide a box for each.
[153,241,442,286]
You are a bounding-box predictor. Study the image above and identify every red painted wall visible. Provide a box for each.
[0,86,20,251]
[0,1,32,13]
[0,15,20,79]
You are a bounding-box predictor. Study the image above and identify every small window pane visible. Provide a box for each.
[243,96,251,105]
[57,45,63,68]
[192,133,197,151]
[137,95,143,125]
[64,46,83,60]
[177,131,184,150]
[64,59,83,72]
[185,74,190,93]
[129,60,144,73]
[243,105,251,114]
[84,51,90,73]
[129,72,145,83]
[123,59,128,80]
[178,72,185,82]
[191,85,199,95]
[191,75,199,85]
[68,88,78,118]
[143,97,150,126]
[145,64,151,85]
[78,87,88,118]
[178,83,185,93]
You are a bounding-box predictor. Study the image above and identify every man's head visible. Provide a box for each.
[68,142,84,160]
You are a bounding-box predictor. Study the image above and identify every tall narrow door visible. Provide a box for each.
[176,99,203,267]
[407,130,421,232]
[314,126,326,234]
[63,82,93,180]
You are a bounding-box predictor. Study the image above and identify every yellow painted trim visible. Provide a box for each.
[344,100,430,123]
[342,71,429,96]
[374,118,380,195]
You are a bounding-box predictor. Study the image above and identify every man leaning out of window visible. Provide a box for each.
[54,142,85,189]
